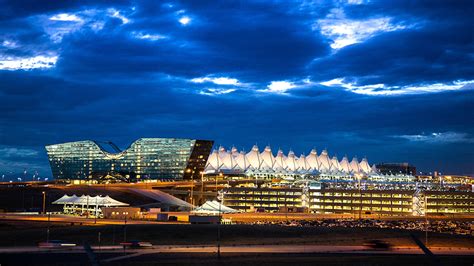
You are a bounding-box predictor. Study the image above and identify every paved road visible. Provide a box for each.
[0,213,177,225]
[1,244,473,259]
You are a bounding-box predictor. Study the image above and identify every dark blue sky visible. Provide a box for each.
[0,0,473,179]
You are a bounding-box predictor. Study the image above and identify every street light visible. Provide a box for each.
[42,191,46,214]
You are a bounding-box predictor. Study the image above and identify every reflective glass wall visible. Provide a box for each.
[45,138,213,182]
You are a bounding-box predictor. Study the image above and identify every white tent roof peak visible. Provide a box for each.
[205,144,374,176]
[193,200,239,214]
[53,194,128,207]
[305,150,319,170]
[260,145,275,169]
[349,157,361,173]
[359,157,371,173]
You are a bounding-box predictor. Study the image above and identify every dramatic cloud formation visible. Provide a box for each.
[0,0,473,178]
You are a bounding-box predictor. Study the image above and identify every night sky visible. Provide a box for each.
[0,0,473,179]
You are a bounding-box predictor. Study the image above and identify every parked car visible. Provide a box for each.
[120,240,153,248]
[363,240,392,250]
[38,240,76,248]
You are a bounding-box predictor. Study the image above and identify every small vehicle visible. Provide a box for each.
[120,240,153,248]
[38,240,77,248]
[363,240,392,250]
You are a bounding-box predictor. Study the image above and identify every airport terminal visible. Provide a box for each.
[36,137,474,219]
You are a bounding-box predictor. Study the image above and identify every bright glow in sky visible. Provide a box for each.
[179,16,191,25]
[259,81,296,93]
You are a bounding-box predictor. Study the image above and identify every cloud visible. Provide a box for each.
[131,32,167,41]
[190,76,240,86]
[258,81,296,94]
[107,8,130,24]
[320,78,474,95]
[316,8,407,49]
[49,13,83,22]
[179,16,191,25]
[2,40,17,48]
[0,55,58,70]
[395,132,474,144]
[0,147,38,158]
[199,88,236,96]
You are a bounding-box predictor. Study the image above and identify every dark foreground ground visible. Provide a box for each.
[1,220,474,265]
[0,220,473,247]
[1,252,473,266]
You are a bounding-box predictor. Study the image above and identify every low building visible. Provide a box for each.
[375,163,416,176]
[102,207,141,220]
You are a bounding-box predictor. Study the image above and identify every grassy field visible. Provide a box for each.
[0,220,473,248]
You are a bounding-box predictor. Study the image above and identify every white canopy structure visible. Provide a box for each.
[205,145,375,176]
[53,194,128,217]
[193,200,239,214]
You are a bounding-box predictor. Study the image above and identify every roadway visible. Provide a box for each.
[0,213,180,225]
[1,244,473,258]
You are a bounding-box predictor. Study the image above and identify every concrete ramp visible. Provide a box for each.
[128,188,192,209]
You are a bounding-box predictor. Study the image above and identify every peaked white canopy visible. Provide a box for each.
[205,145,374,176]
[53,194,129,207]
[193,200,239,214]
[318,150,332,172]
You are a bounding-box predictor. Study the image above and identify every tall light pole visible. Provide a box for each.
[42,191,46,214]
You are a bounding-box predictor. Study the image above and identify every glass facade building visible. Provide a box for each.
[45,138,213,182]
